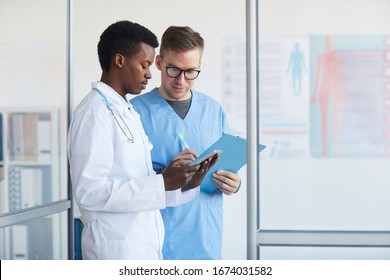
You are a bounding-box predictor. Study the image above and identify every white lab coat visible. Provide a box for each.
[67,81,199,260]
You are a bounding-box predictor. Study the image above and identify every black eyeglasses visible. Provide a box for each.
[165,66,201,80]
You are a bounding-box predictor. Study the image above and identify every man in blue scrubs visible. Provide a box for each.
[131,26,241,259]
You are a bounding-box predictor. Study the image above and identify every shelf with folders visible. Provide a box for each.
[0,108,65,260]
[0,108,60,214]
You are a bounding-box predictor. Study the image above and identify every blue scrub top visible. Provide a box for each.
[131,88,228,259]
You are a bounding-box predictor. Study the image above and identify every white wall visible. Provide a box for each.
[259,0,390,35]
[73,0,245,105]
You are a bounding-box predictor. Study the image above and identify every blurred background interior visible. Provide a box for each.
[0,0,389,260]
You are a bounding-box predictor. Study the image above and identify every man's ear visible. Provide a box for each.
[113,53,125,68]
[155,55,163,70]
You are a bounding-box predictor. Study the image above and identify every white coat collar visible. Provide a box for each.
[92,81,131,110]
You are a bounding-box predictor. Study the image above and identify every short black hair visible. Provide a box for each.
[97,20,159,72]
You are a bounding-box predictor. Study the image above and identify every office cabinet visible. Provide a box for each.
[0,108,63,259]
[0,109,60,213]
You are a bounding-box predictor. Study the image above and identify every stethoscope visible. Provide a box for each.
[94,87,135,143]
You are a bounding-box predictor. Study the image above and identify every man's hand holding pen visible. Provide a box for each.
[161,131,221,192]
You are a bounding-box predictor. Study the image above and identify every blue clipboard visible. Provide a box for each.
[197,133,266,193]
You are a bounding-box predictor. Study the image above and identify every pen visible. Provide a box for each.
[177,131,190,149]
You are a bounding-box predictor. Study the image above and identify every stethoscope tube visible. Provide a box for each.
[94,87,135,143]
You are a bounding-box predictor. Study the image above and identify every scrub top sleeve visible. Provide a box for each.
[165,187,200,207]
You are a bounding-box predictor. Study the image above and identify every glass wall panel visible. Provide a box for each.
[0,211,68,260]
[258,0,390,259]
[0,0,68,214]
[0,0,69,260]
[259,0,390,230]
